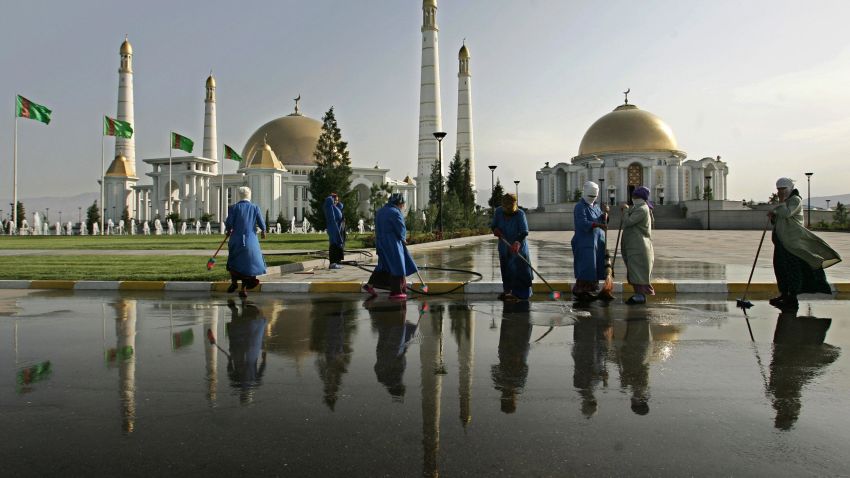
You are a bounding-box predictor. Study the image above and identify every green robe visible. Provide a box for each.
[621,200,654,285]
[773,195,841,270]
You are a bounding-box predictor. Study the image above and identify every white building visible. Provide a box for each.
[536,96,729,210]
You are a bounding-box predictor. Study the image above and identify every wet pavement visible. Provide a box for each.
[2,290,850,476]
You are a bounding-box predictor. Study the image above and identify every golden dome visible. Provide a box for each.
[105,154,135,177]
[206,75,215,88]
[459,44,470,59]
[424,0,437,8]
[242,113,322,167]
[246,142,285,170]
[120,38,132,55]
[578,103,679,157]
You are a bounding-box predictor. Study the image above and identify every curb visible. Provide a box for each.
[3,279,849,295]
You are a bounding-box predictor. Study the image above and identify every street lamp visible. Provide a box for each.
[514,180,520,206]
[45,207,49,222]
[78,207,82,224]
[433,131,447,235]
[598,178,605,206]
[805,172,813,228]
[488,165,497,211]
[705,175,711,230]
[826,199,831,211]
[58,211,63,225]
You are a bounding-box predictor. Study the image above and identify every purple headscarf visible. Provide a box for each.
[632,186,654,209]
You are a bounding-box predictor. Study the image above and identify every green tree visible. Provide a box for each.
[307,107,356,231]
[488,178,505,209]
[121,207,130,224]
[445,151,476,225]
[368,182,393,221]
[703,185,713,200]
[768,192,780,204]
[15,201,25,229]
[275,211,286,227]
[428,159,443,206]
[265,209,271,232]
[833,202,848,227]
[85,200,100,230]
[572,189,582,202]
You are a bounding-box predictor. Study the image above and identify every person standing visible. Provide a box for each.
[364,193,418,300]
[571,181,609,301]
[620,186,654,305]
[491,193,533,301]
[225,186,267,298]
[324,193,346,269]
[768,177,841,310]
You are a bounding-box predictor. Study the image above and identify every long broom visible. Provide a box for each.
[499,236,561,299]
[207,231,230,270]
[736,217,771,310]
[599,210,622,300]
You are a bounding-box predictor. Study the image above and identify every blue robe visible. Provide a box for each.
[323,196,345,247]
[374,204,417,277]
[491,207,533,299]
[225,200,267,277]
[571,199,606,282]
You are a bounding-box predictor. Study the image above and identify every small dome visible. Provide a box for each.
[459,44,470,59]
[206,75,215,88]
[403,175,414,184]
[424,0,437,8]
[578,103,680,157]
[242,113,322,167]
[120,38,132,55]
[246,142,286,171]
[105,154,135,178]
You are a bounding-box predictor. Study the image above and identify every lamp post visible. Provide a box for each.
[58,211,63,225]
[598,178,604,206]
[705,175,711,230]
[433,131,447,235]
[488,165,497,212]
[826,199,831,211]
[78,207,82,224]
[514,180,520,206]
[45,207,49,222]
[805,172,813,228]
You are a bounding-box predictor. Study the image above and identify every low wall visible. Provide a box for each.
[527,211,574,231]
[689,208,841,230]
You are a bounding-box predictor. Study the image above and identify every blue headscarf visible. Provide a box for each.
[388,193,405,206]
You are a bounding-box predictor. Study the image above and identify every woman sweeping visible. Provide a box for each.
[620,186,654,305]
[571,181,609,301]
[324,193,346,270]
[768,177,841,310]
[225,186,267,298]
[363,193,418,300]
[491,193,533,301]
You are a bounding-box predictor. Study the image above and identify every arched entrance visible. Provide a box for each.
[627,163,643,201]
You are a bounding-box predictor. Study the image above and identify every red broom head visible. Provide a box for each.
[550,291,561,300]
[206,258,216,270]
[420,303,430,313]
[206,329,216,345]
[421,284,429,293]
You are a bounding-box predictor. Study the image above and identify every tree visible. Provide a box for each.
[703,185,713,200]
[121,207,130,224]
[276,211,286,227]
[428,158,443,206]
[15,201,25,229]
[265,209,271,232]
[488,178,505,209]
[368,182,393,221]
[572,189,582,202]
[833,202,848,227]
[768,192,780,204]
[444,151,476,226]
[86,200,100,230]
[307,107,356,231]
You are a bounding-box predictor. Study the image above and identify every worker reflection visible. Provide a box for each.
[769,310,840,430]
[226,300,268,404]
[310,301,355,410]
[613,318,652,415]
[367,299,417,400]
[572,314,612,418]
[491,301,532,413]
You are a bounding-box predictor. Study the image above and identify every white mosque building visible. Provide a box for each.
[535,94,729,210]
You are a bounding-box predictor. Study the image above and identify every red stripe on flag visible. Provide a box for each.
[173,134,180,149]
[19,97,31,119]
[107,118,116,136]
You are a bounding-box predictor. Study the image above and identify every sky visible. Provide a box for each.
[1,0,849,210]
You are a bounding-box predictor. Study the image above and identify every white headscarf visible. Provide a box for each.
[238,186,252,201]
[776,177,795,190]
[582,181,599,205]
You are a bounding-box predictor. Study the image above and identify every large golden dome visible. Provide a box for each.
[578,103,679,156]
[242,113,322,167]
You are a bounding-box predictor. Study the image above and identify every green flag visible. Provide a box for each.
[171,132,193,153]
[16,95,51,125]
[224,144,242,162]
[104,116,133,138]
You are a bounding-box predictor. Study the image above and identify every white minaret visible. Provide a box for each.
[416,0,443,209]
[203,73,218,173]
[116,36,135,176]
[456,41,475,195]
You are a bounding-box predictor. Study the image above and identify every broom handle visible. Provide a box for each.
[742,218,770,301]
[212,231,230,259]
[611,212,624,268]
[499,236,555,293]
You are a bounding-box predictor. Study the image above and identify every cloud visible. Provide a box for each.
[783,116,850,143]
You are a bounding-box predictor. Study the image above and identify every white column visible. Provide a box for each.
[619,167,628,203]
[668,164,679,203]
[116,38,136,176]
[456,42,475,194]
[416,0,443,209]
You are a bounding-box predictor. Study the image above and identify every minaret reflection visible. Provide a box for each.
[449,304,475,427]
[204,305,219,404]
[769,311,840,430]
[491,301,532,414]
[368,299,417,400]
[613,318,652,415]
[110,299,137,433]
[572,314,612,418]
[421,303,445,478]
[310,300,356,410]
[226,300,267,405]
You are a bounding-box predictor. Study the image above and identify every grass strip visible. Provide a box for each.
[0,234,367,251]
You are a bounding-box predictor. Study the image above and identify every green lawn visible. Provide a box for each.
[0,255,313,281]
[0,233,368,250]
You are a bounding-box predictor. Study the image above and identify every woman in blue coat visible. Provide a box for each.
[324,193,346,269]
[364,193,418,300]
[225,187,266,298]
[571,181,609,301]
[491,193,533,301]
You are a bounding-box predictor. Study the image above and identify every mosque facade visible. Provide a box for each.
[535,96,729,210]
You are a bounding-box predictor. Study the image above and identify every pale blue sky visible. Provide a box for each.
[1,0,848,205]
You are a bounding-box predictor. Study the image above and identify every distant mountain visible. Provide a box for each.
[810,194,850,209]
[13,192,99,223]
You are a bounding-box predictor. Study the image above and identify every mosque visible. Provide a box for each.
[535,93,729,211]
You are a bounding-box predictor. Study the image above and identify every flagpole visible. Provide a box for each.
[168,134,172,218]
[100,127,105,235]
[12,108,18,231]
[220,150,224,225]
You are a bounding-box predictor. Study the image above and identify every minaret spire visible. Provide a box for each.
[456,40,475,196]
[116,35,135,175]
[416,0,443,210]
[203,72,218,170]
